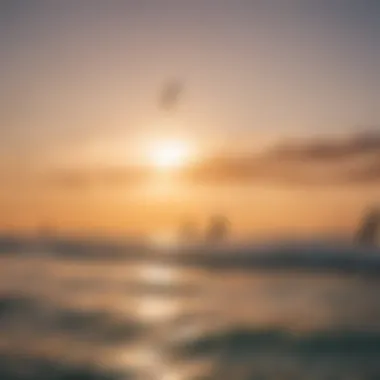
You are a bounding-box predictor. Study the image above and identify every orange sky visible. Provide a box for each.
[0,164,378,239]
[1,2,379,238]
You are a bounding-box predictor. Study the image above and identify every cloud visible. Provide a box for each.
[343,160,380,184]
[180,130,380,185]
[46,131,380,189]
[48,166,152,189]
[181,156,338,185]
[267,131,380,162]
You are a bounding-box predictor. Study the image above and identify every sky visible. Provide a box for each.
[0,1,380,238]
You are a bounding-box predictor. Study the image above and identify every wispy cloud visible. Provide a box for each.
[267,131,380,162]
[46,131,380,189]
[48,166,151,189]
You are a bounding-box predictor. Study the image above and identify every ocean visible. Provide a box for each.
[0,242,379,380]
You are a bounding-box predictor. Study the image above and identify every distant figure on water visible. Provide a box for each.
[355,207,380,246]
[205,215,230,243]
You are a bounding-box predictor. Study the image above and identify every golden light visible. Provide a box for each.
[148,138,193,170]
[149,230,180,249]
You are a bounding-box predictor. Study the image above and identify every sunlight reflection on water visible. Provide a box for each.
[0,252,380,380]
[138,263,180,284]
[133,256,189,380]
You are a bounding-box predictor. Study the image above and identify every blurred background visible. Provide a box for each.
[0,1,380,379]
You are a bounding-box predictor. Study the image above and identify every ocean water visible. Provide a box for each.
[0,245,379,380]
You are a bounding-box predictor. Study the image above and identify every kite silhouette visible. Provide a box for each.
[158,80,183,112]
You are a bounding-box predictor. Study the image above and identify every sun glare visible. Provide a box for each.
[148,138,193,169]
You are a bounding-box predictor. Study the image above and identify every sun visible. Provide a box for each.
[148,138,193,169]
